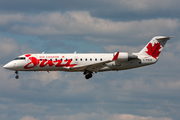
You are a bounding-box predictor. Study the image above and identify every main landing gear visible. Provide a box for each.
[84,70,93,79]
[15,71,19,79]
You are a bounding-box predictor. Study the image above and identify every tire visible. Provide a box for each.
[15,76,19,79]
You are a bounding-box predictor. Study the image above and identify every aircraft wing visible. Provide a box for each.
[70,52,119,72]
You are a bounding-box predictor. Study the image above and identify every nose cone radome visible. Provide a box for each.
[3,62,13,70]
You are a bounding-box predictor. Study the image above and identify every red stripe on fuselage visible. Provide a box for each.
[24,57,77,69]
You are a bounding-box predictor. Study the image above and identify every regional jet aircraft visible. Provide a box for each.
[3,36,171,79]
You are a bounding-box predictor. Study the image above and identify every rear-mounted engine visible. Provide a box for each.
[113,52,138,62]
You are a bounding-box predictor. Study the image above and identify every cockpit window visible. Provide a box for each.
[14,57,26,60]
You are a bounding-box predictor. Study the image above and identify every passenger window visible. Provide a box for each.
[80,58,82,61]
[76,59,78,61]
[50,59,52,61]
[45,59,47,61]
[90,58,92,61]
[95,58,97,61]
[85,58,87,61]
[100,58,102,61]
[71,59,72,61]
[40,59,42,61]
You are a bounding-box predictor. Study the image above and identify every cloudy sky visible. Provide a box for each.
[1,0,180,120]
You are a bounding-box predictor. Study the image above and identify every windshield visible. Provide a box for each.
[14,57,26,60]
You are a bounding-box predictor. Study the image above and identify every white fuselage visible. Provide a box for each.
[3,53,156,72]
[3,36,170,79]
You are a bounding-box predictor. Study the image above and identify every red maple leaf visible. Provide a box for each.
[145,42,162,59]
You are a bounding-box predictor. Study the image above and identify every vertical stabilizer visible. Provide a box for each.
[138,36,171,59]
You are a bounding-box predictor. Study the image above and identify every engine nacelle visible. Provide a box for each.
[113,52,128,62]
[113,52,138,62]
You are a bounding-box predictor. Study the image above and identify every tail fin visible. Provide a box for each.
[138,36,171,59]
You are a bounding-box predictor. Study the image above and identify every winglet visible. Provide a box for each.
[112,52,119,60]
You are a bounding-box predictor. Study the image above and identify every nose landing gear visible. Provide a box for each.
[15,71,19,79]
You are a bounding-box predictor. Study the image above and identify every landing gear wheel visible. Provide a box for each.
[84,70,93,79]
[15,71,19,79]
[15,75,19,79]
[85,73,93,79]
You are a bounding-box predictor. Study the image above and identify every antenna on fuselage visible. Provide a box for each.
[42,51,44,54]
[74,51,76,54]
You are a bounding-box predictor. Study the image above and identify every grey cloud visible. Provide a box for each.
[0,0,180,21]
[0,36,179,120]
[0,36,38,64]
[0,0,180,119]
[1,63,180,120]
[0,36,19,62]
[103,44,144,53]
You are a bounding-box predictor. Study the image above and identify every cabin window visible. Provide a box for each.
[76,58,78,61]
[14,58,19,60]
[90,58,92,61]
[95,58,97,61]
[50,59,52,61]
[45,59,47,61]
[85,58,87,61]
[100,58,102,61]
[71,59,73,61]
[80,58,82,61]
[14,57,25,60]
[55,59,57,61]
[20,57,25,60]
[61,59,63,61]
[40,59,42,61]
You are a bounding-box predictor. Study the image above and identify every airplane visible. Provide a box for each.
[3,36,171,79]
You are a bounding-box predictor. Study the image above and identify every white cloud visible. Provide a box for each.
[63,75,96,95]
[0,12,179,42]
[155,80,180,91]
[14,103,48,114]
[0,65,21,90]
[0,1,180,120]
[0,36,19,58]
[0,14,24,25]
[20,116,39,120]
[24,71,63,86]
[48,112,105,120]
[107,114,172,120]
[46,112,172,120]
[0,36,37,63]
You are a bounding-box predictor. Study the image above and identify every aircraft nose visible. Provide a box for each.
[3,62,13,70]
